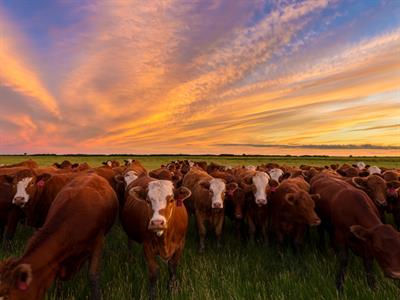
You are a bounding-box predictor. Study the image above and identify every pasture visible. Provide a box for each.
[1,155,399,300]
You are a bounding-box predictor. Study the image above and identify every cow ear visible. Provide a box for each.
[310,194,321,202]
[285,193,296,205]
[226,182,238,194]
[365,165,370,169]
[13,263,32,291]
[36,173,52,184]
[129,186,147,199]
[102,161,107,165]
[282,172,291,180]
[245,176,252,184]
[269,179,279,188]
[1,174,14,184]
[199,180,210,190]
[387,180,400,189]
[352,177,369,191]
[114,174,124,184]
[174,187,191,202]
[350,225,369,241]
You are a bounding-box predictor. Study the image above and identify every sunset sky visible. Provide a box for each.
[0,0,399,155]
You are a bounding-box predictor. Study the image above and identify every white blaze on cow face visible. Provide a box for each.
[124,171,138,187]
[357,162,366,170]
[368,166,381,175]
[107,160,112,167]
[189,161,195,168]
[13,177,33,206]
[252,171,270,205]
[269,168,283,182]
[147,180,174,234]
[210,178,226,209]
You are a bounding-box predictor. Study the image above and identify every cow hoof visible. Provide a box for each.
[168,279,179,293]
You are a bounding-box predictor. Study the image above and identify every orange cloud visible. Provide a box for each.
[0,8,60,118]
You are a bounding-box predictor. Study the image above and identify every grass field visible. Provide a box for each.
[0,155,399,300]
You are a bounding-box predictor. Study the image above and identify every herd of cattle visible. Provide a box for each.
[0,158,399,299]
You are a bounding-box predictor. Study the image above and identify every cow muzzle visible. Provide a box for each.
[13,196,27,207]
[212,202,223,209]
[309,218,321,226]
[148,219,167,231]
[255,199,267,206]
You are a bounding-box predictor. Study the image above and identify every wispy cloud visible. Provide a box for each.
[0,0,398,154]
[0,7,60,117]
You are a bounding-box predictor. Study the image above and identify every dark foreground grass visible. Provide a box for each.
[0,155,399,299]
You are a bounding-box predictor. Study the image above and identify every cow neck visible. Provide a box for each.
[17,233,61,290]
[24,185,45,224]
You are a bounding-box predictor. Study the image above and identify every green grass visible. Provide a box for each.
[1,155,399,299]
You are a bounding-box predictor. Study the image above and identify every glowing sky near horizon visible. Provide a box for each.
[0,0,399,155]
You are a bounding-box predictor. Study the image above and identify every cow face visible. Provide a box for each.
[351,224,400,279]
[0,259,34,299]
[356,162,366,170]
[123,171,138,187]
[232,188,246,219]
[368,166,381,175]
[200,178,236,209]
[10,171,52,208]
[242,171,270,206]
[136,180,191,236]
[352,175,388,206]
[285,192,321,226]
[268,168,284,183]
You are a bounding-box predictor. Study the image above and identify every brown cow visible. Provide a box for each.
[0,160,38,169]
[234,168,274,243]
[182,167,237,252]
[0,175,24,247]
[149,167,182,188]
[269,177,320,252]
[311,172,400,293]
[102,160,120,167]
[120,175,191,299]
[7,169,77,229]
[0,173,118,300]
[350,175,400,223]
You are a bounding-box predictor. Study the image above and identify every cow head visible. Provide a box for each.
[199,178,237,209]
[241,171,271,206]
[268,168,284,183]
[368,166,381,175]
[351,224,400,279]
[0,258,33,298]
[130,180,191,236]
[9,171,52,208]
[284,191,321,226]
[352,175,388,206]
[355,162,366,170]
[231,188,246,219]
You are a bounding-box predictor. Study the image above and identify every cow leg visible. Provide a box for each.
[247,217,256,245]
[0,223,4,243]
[363,257,376,289]
[168,245,184,293]
[291,226,304,255]
[196,213,206,253]
[335,247,349,294]
[317,225,325,252]
[144,247,159,300]
[214,215,224,248]
[88,234,105,300]
[2,207,21,250]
